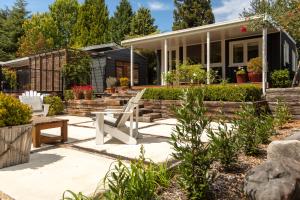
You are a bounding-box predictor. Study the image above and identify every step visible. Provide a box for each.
[142,113,162,122]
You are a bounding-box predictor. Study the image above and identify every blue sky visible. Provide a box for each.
[0,0,251,32]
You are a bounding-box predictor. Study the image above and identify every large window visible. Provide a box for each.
[116,61,139,84]
[187,44,201,64]
[204,41,222,64]
[229,38,262,66]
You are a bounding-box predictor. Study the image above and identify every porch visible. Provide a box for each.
[122,17,282,94]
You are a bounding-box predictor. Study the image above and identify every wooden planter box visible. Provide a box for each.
[0,124,33,169]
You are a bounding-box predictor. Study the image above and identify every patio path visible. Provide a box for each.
[0,116,176,200]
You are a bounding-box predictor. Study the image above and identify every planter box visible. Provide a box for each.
[0,124,33,169]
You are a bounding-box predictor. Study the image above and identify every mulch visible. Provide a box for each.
[158,120,300,200]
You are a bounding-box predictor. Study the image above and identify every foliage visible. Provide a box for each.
[143,84,262,102]
[273,99,292,129]
[72,86,84,99]
[130,7,157,36]
[208,117,240,169]
[64,90,74,101]
[247,57,262,73]
[1,68,17,89]
[163,70,177,86]
[178,64,207,84]
[234,105,274,155]
[173,0,215,31]
[62,190,93,200]
[109,0,133,44]
[119,77,129,87]
[62,51,91,88]
[103,146,171,200]
[170,89,213,199]
[271,69,291,88]
[106,77,117,88]
[236,67,246,75]
[44,96,64,116]
[0,93,32,127]
[49,0,79,48]
[71,0,109,48]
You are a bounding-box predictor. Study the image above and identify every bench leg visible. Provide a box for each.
[61,122,68,143]
[32,126,41,148]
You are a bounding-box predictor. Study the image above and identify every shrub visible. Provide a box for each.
[64,90,74,101]
[271,69,292,88]
[106,77,117,88]
[119,77,129,87]
[0,93,32,127]
[208,118,240,169]
[273,99,292,128]
[247,57,262,73]
[103,146,171,200]
[163,70,177,86]
[44,96,64,116]
[178,64,207,84]
[2,68,17,90]
[170,89,213,199]
[62,190,92,200]
[143,84,262,102]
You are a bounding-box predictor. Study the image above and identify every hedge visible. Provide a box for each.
[142,85,262,102]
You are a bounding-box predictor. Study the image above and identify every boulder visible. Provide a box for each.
[244,159,300,200]
[267,140,300,162]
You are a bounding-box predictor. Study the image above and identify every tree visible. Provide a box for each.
[173,0,215,31]
[130,7,157,37]
[71,0,109,48]
[0,9,14,61]
[17,13,57,56]
[109,0,133,44]
[242,0,300,52]
[49,0,79,47]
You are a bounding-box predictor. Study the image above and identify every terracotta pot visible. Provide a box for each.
[248,71,262,82]
[236,74,247,83]
[84,91,92,100]
[107,87,116,94]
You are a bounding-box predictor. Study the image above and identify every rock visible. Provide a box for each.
[267,140,300,162]
[284,132,300,141]
[244,159,300,200]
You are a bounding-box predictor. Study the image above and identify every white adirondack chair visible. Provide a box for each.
[19,90,50,116]
[92,89,146,145]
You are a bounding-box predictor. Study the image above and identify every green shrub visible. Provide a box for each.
[44,96,64,116]
[273,99,292,128]
[271,69,292,88]
[62,190,93,200]
[247,57,262,73]
[208,118,240,169]
[119,77,129,87]
[143,84,262,102]
[0,93,32,127]
[103,146,171,200]
[64,90,74,101]
[170,89,213,199]
[2,68,17,90]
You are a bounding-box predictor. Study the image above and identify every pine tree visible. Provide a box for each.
[71,0,109,47]
[173,0,215,31]
[0,9,13,61]
[49,0,79,48]
[130,7,157,37]
[109,0,133,44]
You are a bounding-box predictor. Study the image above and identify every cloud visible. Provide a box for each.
[213,0,251,22]
[147,1,170,11]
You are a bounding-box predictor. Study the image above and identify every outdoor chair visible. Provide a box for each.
[92,89,146,145]
[19,90,50,117]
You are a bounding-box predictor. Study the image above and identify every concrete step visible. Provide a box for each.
[142,113,162,122]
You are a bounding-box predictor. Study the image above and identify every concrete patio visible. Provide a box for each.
[0,115,176,200]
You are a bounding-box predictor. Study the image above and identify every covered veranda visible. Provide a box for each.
[122,17,280,95]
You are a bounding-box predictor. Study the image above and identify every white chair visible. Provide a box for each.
[19,90,50,116]
[92,89,146,145]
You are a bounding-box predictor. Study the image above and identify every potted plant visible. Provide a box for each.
[0,93,32,169]
[106,77,117,93]
[72,86,83,100]
[82,85,93,100]
[236,67,247,83]
[247,57,262,82]
[120,77,129,89]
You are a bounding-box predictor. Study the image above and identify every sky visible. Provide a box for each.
[0,0,251,32]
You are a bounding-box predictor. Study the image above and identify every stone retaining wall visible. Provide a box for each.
[266,87,300,119]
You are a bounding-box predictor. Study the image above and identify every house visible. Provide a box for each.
[83,43,148,93]
[121,16,298,94]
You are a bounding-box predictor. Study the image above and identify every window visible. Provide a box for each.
[284,41,289,64]
[229,38,262,66]
[187,44,201,64]
[116,61,139,84]
[204,42,222,64]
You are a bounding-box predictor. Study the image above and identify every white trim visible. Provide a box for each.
[207,32,211,84]
[221,39,226,79]
[229,38,262,67]
[164,39,168,85]
[292,50,297,71]
[130,45,134,87]
[284,41,289,65]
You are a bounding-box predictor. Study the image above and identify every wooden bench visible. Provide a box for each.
[32,117,69,148]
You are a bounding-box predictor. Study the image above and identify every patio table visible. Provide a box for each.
[31,116,68,148]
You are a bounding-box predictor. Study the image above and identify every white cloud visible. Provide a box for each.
[213,0,251,22]
[147,1,170,11]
